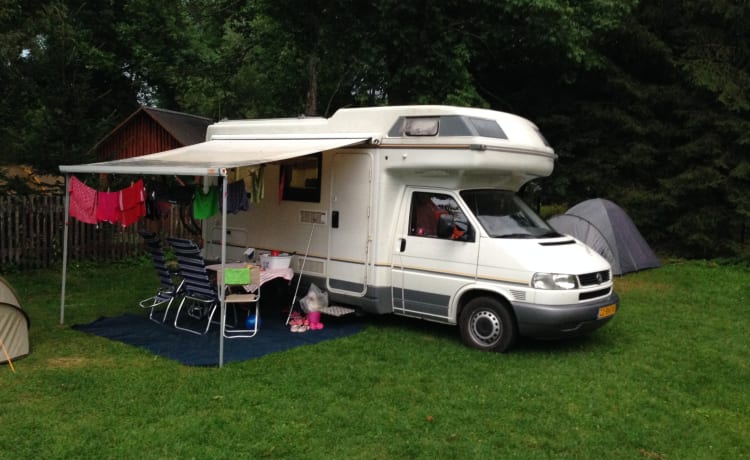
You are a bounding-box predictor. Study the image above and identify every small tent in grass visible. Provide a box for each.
[0,275,30,364]
[548,198,660,275]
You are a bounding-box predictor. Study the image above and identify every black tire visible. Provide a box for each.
[459,296,517,352]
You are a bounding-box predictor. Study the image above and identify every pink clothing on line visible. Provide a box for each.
[119,179,146,227]
[96,190,120,224]
[68,176,98,224]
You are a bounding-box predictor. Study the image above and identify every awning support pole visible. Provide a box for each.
[60,174,71,324]
[219,173,228,367]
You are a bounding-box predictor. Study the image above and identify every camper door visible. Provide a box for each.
[326,152,373,296]
[392,188,479,321]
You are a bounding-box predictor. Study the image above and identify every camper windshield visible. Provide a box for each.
[460,190,560,239]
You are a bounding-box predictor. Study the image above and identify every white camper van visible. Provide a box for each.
[202,105,619,351]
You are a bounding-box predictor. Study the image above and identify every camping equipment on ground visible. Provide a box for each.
[300,283,328,331]
[548,198,660,275]
[167,237,220,335]
[0,275,30,367]
[221,266,261,339]
[138,231,183,323]
[73,308,362,366]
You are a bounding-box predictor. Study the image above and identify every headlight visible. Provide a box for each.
[532,273,578,290]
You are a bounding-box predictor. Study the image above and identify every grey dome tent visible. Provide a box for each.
[548,198,660,275]
[0,275,30,364]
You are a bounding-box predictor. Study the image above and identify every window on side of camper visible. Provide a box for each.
[409,192,473,241]
[387,115,507,139]
[469,117,507,139]
[279,153,322,202]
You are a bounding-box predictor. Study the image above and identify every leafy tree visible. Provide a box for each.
[3,0,139,172]
[0,0,45,164]
[2,0,746,258]
[536,0,750,257]
[218,0,637,115]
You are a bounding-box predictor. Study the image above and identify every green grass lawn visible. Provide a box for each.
[1,259,749,459]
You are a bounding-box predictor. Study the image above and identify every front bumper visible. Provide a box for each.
[512,292,619,339]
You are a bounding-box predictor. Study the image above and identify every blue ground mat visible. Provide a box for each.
[72,307,363,366]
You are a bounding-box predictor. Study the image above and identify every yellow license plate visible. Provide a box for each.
[598,304,617,319]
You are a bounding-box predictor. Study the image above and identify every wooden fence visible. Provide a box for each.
[0,195,199,271]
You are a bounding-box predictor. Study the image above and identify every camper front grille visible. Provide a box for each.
[578,270,610,287]
[579,288,611,301]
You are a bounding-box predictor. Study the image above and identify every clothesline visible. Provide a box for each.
[68,176,146,227]
[67,174,260,226]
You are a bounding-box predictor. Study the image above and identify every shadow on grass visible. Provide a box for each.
[356,310,614,355]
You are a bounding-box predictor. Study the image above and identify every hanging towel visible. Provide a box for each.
[193,185,219,219]
[249,166,265,203]
[221,180,249,214]
[68,176,98,224]
[119,179,146,227]
[96,190,120,224]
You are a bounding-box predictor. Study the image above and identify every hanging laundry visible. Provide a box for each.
[96,190,120,224]
[68,176,98,224]
[193,185,218,219]
[249,166,265,203]
[145,181,171,220]
[145,180,169,202]
[119,179,146,227]
[167,184,193,205]
[231,166,247,183]
[221,179,249,214]
[278,167,285,204]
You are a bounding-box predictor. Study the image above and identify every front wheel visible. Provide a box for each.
[459,297,517,352]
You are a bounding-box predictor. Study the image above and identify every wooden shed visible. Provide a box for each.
[92,106,213,161]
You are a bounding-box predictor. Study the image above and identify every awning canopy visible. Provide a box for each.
[58,133,373,367]
[59,135,373,176]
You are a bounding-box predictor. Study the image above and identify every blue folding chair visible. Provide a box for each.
[166,237,219,335]
[138,231,182,323]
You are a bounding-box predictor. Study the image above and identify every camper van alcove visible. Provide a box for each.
[61,105,619,353]
[199,106,619,352]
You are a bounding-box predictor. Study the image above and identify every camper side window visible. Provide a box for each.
[409,192,472,241]
[279,153,322,202]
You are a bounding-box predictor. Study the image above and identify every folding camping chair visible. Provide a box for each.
[138,231,183,323]
[166,237,220,335]
[222,266,261,339]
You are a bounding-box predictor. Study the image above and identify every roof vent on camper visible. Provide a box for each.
[404,117,440,136]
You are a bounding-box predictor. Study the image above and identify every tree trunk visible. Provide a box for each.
[305,52,319,116]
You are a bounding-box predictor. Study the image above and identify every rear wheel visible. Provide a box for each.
[459,296,517,352]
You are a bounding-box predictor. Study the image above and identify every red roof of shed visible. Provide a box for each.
[91,106,213,161]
